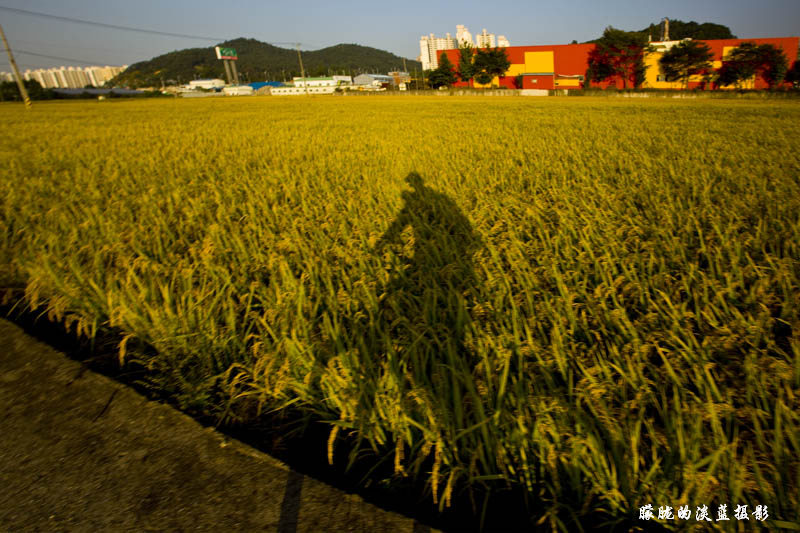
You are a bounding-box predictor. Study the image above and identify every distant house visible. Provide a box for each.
[270,76,352,95]
[187,79,225,90]
[222,85,254,96]
[245,81,285,95]
[353,74,394,88]
[388,71,411,85]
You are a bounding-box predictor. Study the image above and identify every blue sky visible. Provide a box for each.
[1,0,798,70]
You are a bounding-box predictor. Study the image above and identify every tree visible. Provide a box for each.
[659,40,713,88]
[427,52,457,88]
[638,20,735,41]
[716,42,789,89]
[716,60,751,89]
[757,44,790,88]
[0,79,52,102]
[472,47,511,87]
[586,27,649,89]
[786,60,800,88]
[456,43,475,86]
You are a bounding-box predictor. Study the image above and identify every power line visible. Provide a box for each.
[13,49,105,66]
[0,6,309,48]
[0,5,227,41]
[10,37,156,56]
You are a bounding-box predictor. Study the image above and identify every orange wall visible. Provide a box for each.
[441,37,799,90]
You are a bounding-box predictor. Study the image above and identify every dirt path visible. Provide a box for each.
[0,319,437,532]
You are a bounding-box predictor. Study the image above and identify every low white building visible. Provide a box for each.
[222,85,254,96]
[188,78,225,90]
[272,85,337,95]
[271,76,352,95]
[292,75,352,87]
[353,73,394,87]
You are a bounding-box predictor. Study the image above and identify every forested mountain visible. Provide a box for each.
[585,20,736,44]
[110,38,420,87]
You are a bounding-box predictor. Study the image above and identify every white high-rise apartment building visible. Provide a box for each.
[66,66,90,88]
[456,25,474,47]
[474,29,510,48]
[17,65,127,89]
[85,65,127,87]
[419,32,457,71]
[419,26,510,70]
[476,29,496,48]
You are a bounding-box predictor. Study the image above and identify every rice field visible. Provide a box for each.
[2,95,799,531]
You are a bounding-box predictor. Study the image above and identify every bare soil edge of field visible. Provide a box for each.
[0,303,671,532]
[0,316,439,533]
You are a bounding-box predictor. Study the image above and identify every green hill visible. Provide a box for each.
[111,38,421,88]
[637,19,736,41]
[585,20,736,44]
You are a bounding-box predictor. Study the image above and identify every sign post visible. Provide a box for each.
[230,60,240,85]
[223,60,233,85]
[215,46,239,85]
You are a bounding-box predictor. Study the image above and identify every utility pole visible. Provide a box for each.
[0,24,31,109]
[296,43,309,95]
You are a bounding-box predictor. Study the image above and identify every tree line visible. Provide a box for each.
[424,29,800,90]
[426,44,511,89]
[587,27,799,89]
[0,79,168,101]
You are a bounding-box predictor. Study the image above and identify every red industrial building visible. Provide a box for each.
[440,37,799,90]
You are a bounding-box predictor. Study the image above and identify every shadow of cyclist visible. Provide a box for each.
[371,172,483,376]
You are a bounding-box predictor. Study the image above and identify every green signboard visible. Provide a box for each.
[215,46,238,60]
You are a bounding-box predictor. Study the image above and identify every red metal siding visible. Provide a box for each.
[440,36,798,90]
[705,37,799,89]
[523,75,554,89]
